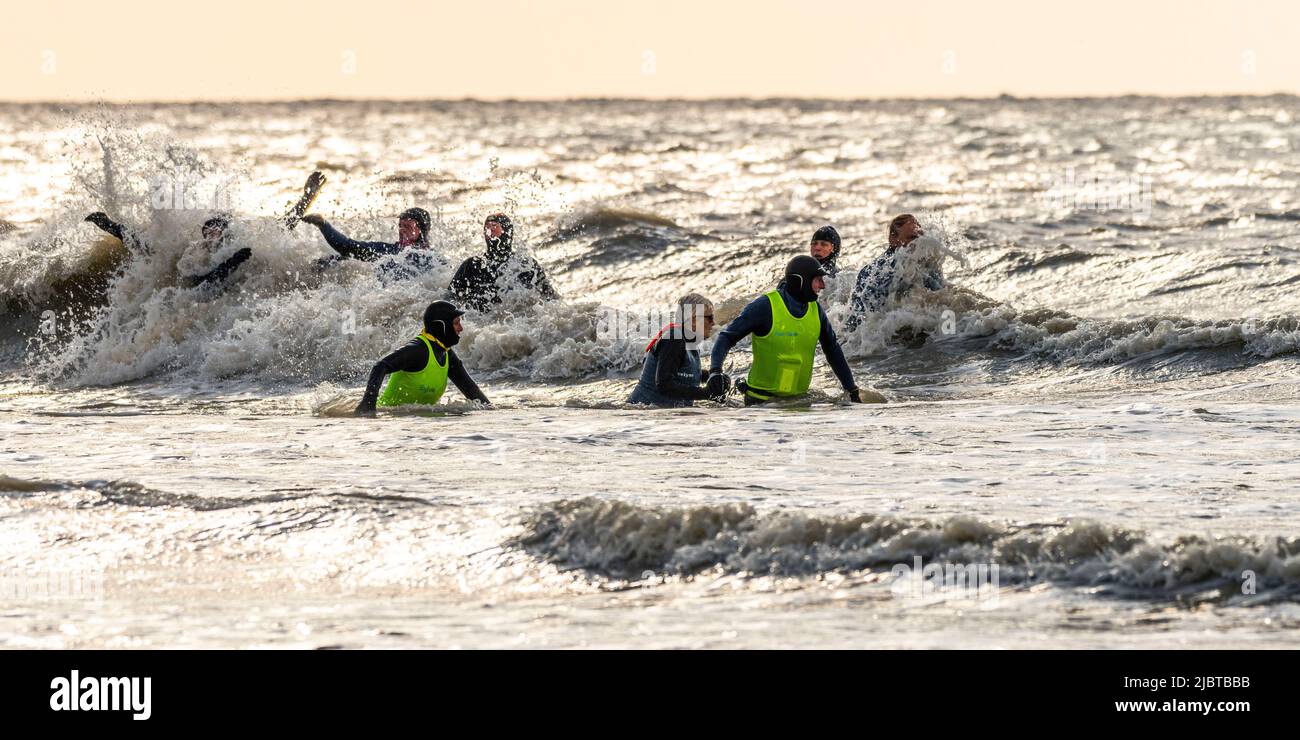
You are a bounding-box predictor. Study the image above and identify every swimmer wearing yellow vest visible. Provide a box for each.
[355,300,490,415]
[707,255,868,405]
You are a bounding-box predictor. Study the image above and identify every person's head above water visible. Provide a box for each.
[483,213,514,261]
[422,300,466,347]
[201,215,229,245]
[782,254,827,303]
[810,225,841,265]
[676,292,716,342]
[888,214,923,249]
[398,207,431,247]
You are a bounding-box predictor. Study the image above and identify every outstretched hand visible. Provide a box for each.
[299,213,325,227]
[85,212,112,229]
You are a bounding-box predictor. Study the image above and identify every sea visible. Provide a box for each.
[1,97,1298,647]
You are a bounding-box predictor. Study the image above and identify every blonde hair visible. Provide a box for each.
[676,292,713,339]
[677,292,710,319]
[678,292,712,310]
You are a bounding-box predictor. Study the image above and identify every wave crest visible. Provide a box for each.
[513,498,1300,601]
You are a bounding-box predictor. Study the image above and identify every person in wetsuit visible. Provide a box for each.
[776,224,842,293]
[355,300,490,415]
[85,212,252,288]
[449,213,559,311]
[708,255,868,405]
[809,224,842,277]
[628,292,730,407]
[847,214,944,326]
[301,207,445,280]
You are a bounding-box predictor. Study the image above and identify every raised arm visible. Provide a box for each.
[302,215,398,262]
[86,212,148,254]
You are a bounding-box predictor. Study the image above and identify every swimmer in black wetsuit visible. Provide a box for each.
[355,300,490,416]
[301,207,430,261]
[85,212,252,288]
[84,172,325,290]
[709,255,868,405]
[449,213,559,311]
[301,207,447,280]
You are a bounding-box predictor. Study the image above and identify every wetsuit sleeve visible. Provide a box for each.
[91,216,126,241]
[709,296,774,373]
[88,214,149,254]
[186,248,251,288]
[529,259,560,300]
[654,338,710,400]
[313,220,399,262]
[818,303,857,392]
[447,350,490,404]
[449,258,488,311]
[358,339,429,410]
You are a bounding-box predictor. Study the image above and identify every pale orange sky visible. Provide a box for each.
[1,0,1296,101]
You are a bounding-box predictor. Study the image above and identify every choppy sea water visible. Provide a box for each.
[2,98,1299,647]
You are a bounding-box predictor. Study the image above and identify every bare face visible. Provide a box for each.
[812,276,826,295]
[484,221,505,241]
[398,217,422,244]
[687,303,716,339]
[810,239,835,260]
[452,316,463,336]
[895,217,922,246]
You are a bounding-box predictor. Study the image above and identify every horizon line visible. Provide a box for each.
[2,92,1298,106]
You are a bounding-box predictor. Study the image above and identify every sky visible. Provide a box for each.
[1,0,1297,101]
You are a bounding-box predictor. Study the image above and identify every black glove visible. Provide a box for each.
[299,213,326,227]
[706,372,731,401]
[86,212,123,238]
[304,171,326,192]
[848,387,864,403]
[354,398,377,416]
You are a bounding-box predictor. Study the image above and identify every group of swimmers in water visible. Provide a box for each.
[85,190,942,413]
[629,214,941,409]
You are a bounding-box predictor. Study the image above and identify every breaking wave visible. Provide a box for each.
[513,498,1300,603]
